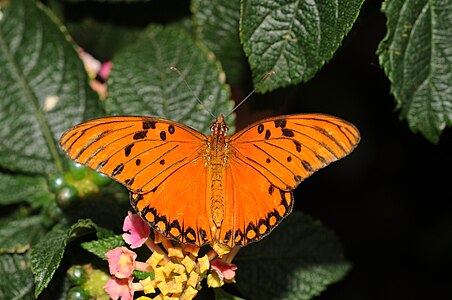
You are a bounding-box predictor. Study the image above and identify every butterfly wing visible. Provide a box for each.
[216,114,360,247]
[217,158,294,247]
[59,116,207,193]
[229,113,360,191]
[131,156,212,246]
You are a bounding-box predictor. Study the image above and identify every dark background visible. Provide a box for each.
[63,0,452,299]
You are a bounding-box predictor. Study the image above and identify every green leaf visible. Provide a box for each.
[133,270,154,280]
[0,216,46,254]
[81,235,125,259]
[31,224,68,298]
[0,253,34,300]
[240,0,364,92]
[0,0,103,175]
[235,212,351,300]
[0,173,52,205]
[377,0,452,143]
[31,219,98,297]
[192,0,246,86]
[105,25,234,135]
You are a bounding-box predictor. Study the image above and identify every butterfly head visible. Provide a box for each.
[210,114,228,137]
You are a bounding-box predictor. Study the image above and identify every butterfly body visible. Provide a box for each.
[60,113,360,248]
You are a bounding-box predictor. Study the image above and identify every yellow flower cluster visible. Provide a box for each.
[135,236,212,300]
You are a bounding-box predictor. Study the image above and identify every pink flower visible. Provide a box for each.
[122,212,151,248]
[210,259,238,281]
[106,247,137,278]
[104,276,134,300]
[98,61,113,80]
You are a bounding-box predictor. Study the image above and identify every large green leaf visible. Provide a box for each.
[0,173,52,205]
[235,212,350,300]
[0,216,45,254]
[0,253,34,300]
[0,0,102,175]
[31,219,98,297]
[240,0,363,92]
[105,25,234,135]
[192,0,246,86]
[377,0,452,143]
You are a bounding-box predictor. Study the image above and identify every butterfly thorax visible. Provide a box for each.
[206,115,230,233]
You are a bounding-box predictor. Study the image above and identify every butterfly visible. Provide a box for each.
[59,113,360,248]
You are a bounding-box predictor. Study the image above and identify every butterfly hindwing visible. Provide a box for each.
[229,114,360,191]
[130,157,213,246]
[59,116,207,193]
[218,156,294,248]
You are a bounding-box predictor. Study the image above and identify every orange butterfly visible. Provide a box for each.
[59,113,359,248]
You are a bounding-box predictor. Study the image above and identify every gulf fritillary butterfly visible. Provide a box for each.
[59,113,359,248]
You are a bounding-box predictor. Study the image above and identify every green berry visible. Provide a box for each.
[48,174,67,193]
[67,286,90,300]
[68,161,87,180]
[56,185,79,208]
[67,265,88,286]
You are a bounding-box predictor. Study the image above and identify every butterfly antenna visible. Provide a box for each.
[170,66,215,119]
[226,70,276,118]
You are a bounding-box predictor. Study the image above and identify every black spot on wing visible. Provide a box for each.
[133,130,148,140]
[199,228,208,242]
[302,160,313,172]
[97,159,109,170]
[282,128,295,137]
[274,119,287,128]
[160,131,166,141]
[143,120,156,129]
[293,140,302,152]
[112,163,124,176]
[258,124,264,134]
[268,185,274,195]
[265,130,271,139]
[294,175,302,184]
[124,143,134,157]
[184,227,197,243]
[168,125,175,134]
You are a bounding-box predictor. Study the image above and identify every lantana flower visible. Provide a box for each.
[104,212,240,300]
[122,211,151,248]
[78,48,112,99]
[104,276,134,300]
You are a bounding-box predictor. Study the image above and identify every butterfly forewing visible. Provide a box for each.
[59,116,207,193]
[229,114,360,191]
